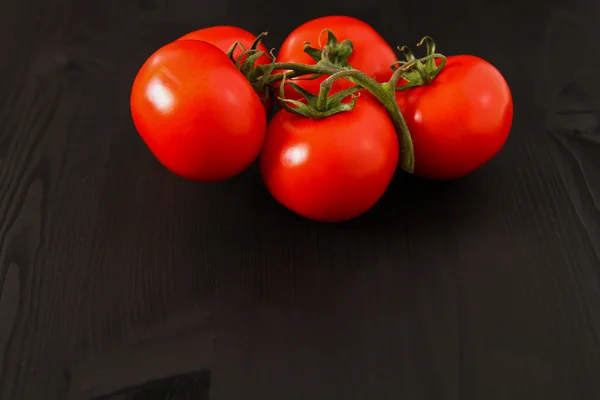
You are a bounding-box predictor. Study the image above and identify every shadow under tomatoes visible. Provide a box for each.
[340,171,477,234]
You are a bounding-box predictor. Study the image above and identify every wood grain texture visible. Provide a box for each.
[1,0,600,398]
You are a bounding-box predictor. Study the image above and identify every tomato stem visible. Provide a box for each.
[342,73,415,173]
[237,33,450,173]
[255,62,335,85]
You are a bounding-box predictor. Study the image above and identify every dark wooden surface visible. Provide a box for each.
[1,0,600,398]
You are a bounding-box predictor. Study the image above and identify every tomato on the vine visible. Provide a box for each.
[131,40,266,182]
[276,16,397,100]
[177,26,274,113]
[395,55,513,180]
[260,97,399,222]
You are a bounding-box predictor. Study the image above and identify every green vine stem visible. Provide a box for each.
[329,70,416,173]
[239,34,448,174]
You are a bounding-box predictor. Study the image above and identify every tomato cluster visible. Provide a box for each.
[130,16,513,222]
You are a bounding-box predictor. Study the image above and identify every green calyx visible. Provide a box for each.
[226,32,277,103]
[276,30,358,119]
[278,71,362,119]
[392,36,447,91]
[225,31,268,72]
[303,29,354,68]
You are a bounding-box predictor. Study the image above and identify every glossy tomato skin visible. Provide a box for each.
[131,40,267,182]
[177,25,271,66]
[395,55,513,180]
[260,98,399,222]
[276,16,397,100]
[177,26,272,113]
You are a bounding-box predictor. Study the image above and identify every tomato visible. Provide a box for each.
[177,25,271,66]
[395,55,513,180]
[260,97,399,222]
[131,40,267,182]
[276,16,397,100]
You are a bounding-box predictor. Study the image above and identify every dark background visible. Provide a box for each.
[1,0,600,398]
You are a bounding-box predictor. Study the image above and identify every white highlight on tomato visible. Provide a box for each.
[146,76,174,113]
[282,144,309,167]
[413,109,423,123]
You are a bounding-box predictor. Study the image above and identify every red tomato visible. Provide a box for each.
[276,16,397,100]
[395,55,513,180]
[177,26,273,114]
[260,97,399,222]
[131,40,267,182]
